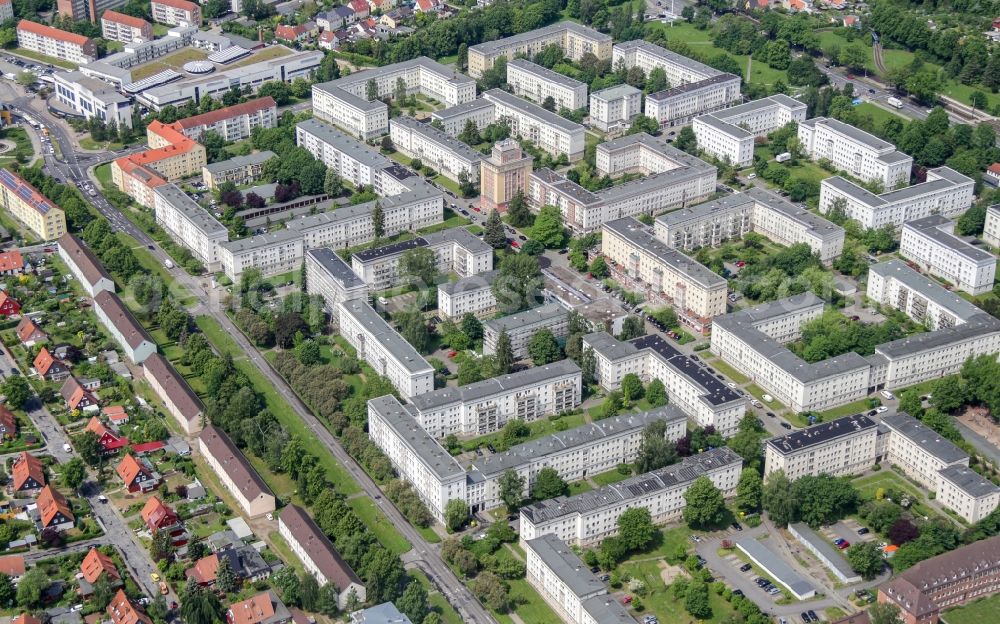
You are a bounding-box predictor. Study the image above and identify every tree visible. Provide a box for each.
[181,581,225,624]
[735,469,762,513]
[0,573,14,607]
[621,373,644,404]
[846,541,884,580]
[792,474,859,528]
[930,376,964,413]
[589,256,608,278]
[675,125,698,154]
[839,45,868,72]
[444,499,470,532]
[400,247,438,286]
[869,603,903,624]
[627,114,660,136]
[272,567,301,606]
[636,420,677,473]
[484,209,507,249]
[150,528,174,562]
[61,457,86,491]
[683,476,726,528]
[495,330,514,374]
[472,572,510,612]
[372,201,385,239]
[618,316,645,341]
[762,470,795,526]
[77,430,102,467]
[17,567,47,607]
[531,205,566,248]
[527,328,561,365]
[216,556,237,594]
[507,190,534,228]
[684,577,712,619]
[324,169,344,197]
[366,78,379,101]
[617,507,656,551]
[647,67,668,93]
[646,378,667,407]
[499,469,526,513]
[316,583,340,617]
[531,467,568,500]
[2,376,31,410]
[492,254,543,313]
[461,314,483,341]
[541,96,556,111]
[397,581,429,624]
[888,518,920,545]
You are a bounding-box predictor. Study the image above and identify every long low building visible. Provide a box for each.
[506,58,588,111]
[867,259,984,330]
[338,299,434,399]
[528,133,717,233]
[692,95,807,167]
[818,166,974,229]
[737,538,816,600]
[467,21,612,78]
[303,248,367,316]
[482,303,569,360]
[217,230,304,283]
[519,447,742,546]
[198,424,276,518]
[351,227,493,291]
[483,89,586,161]
[153,183,229,271]
[798,117,912,190]
[389,116,483,183]
[409,359,582,438]
[899,215,996,296]
[17,20,96,64]
[142,353,204,435]
[93,291,156,364]
[58,234,115,297]
[171,97,277,143]
[789,523,861,585]
[654,186,845,263]
[583,331,746,436]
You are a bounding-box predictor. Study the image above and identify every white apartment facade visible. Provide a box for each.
[16,20,97,65]
[150,0,201,26]
[819,167,975,229]
[304,248,367,315]
[351,228,493,291]
[153,184,229,271]
[798,117,912,190]
[588,84,642,133]
[612,40,719,92]
[899,215,996,295]
[483,89,586,161]
[763,414,880,481]
[645,73,743,128]
[430,99,497,137]
[506,59,589,111]
[482,303,569,359]
[936,465,1000,524]
[437,270,498,319]
[296,118,395,189]
[100,11,152,44]
[173,96,278,143]
[389,116,483,183]
[692,95,807,167]
[983,204,1000,248]
[339,300,434,399]
[467,22,612,78]
[217,230,304,283]
[867,260,985,330]
[53,71,134,129]
[881,412,970,490]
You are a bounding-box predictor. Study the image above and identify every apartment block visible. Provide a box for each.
[612,40,720,94]
[295,118,397,190]
[0,169,67,241]
[693,95,807,167]
[601,217,728,323]
[935,465,1000,524]
[409,359,582,437]
[483,89,586,161]
[983,204,1000,248]
[58,234,115,297]
[529,133,717,233]
[150,0,201,26]
[480,139,533,213]
[583,332,746,436]
[519,447,743,546]
[645,73,743,128]
[430,99,497,137]
[389,117,482,183]
[819,167,974,229]
[100,10,151,43]
[654,186,845,263]
[899,215,996,295]
[110,160,166,209]
[53,71,133,129]
[198,425,276,518]
[16,20,97,65]
[312,57,475,139]
[482,303,569,359]
[338,300,434,399]
[867,260,984,330]
[588,84,642,133]
[217,230,304,283]
[437,270,498,320]
[351,227,493,291]
[524,534,634,624]
[0,0,13,21]
[152,183,229,271]
[467,22,612,78]
[763,414,879,481]
[304,248,367,315]
[506,59,588,111]
[173,97,278,143]
[142,353,204,435]
[798,117,912,190]
[278,506,366,610]
[93,291,156,364]
[201,152,275,190]
[112,121,207,204]
[881,412,970,490]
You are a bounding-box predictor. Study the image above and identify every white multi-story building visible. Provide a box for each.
[437,270,498,319]
[583,332,746,436]
[818,167,974,229]
[692,95,807,167]
[764,414,880,481]
[296,118,396,189]
[506,59,588,112]
[867,260,985,330]
[172,97,278,143]
[351,227,492,291]
[340,301,434,399]
[482,303,569,359]
[519,447,743,546]
[602,217,728,322]
[881,412,970,489]
[524,534,635,624]
[389,116,483,183]
[150,0,202,26]
[483,89,586,161]
[201,151,275,190]
[899,215,996,296]
[53,71,134,129]
[152,184,229,271]
[304,248,367,316]
[645,74,743,128]
[935,465,1000,524]
[528,133,717,233]
[409,359,582,438]
[983,204,1000,248]
[654,187,846,263]
[467,22,612,78]
[312,57,476,139]
[217,230,304,283]
[430,99,497,137]
[100,10,152,44]
[612,40,717,92]
[797,117,912,190]
[588,84,642,134]
[16,20,97,65]
[0,0,13,22]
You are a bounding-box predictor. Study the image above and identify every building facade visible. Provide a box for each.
[645,73,743,128]
[480,139,533,213]
[173,97,278,143]
[483,89,586,161]
[899,215,996,296]
[867,260,984,331]
[53,71,134,129]
[764,414,880,481]
[16,20,97,64]
[201,152,276,190]
[467,22,612,78]
[93,291,156,364]
[588,84,642,134]
[0,169,67,241]
[100,10,152,43]
[692,95,807,167]
[351,227,493,291]
[482,303,569,359]
[389,116,482,183]
[278,506,366,610]
[983,204,1000,248]
[198,425,276,518]
[437,270,498,319]
[150,0,201,26]
[304,248,367,315]
[506,58,588,111]
[153,183,229,271]
[798,117,912,190]
[217,230,305,283]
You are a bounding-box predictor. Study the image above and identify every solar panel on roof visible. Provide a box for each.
[123,69,182,94]
[208,46,251,64]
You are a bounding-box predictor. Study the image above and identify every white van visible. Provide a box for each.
[880,390,895,400]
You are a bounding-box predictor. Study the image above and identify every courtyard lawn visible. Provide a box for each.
[228,45,292,70]
[704,357,750,386]
[568,480,593,496]
[347,497,413,556]
[852,471,941,521]
[432,174,462,195]
[747,384,787,412]
[461,412,588,451]
[942,593,1000,624]
[620,558,738,623]
[418,208,471,234]
[817,397,880,421]
[592,468,633,487]
[496,578,561,624]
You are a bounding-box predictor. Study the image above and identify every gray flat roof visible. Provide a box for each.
[591,84,641,101]
[470,22,610,56]
[483,302,567,334]
[339,300,433,374]
[806,117,894,152]
[287,185,441,234]
[314,56,473,108]
[714,94,804,121]
[767,413,877,456]
[390,116,484,164]
[143,50,322,100]
[877,151,913,165]
[881,412,968,464]
[525,534,605,597]
[367,395,464,480]
[296,118,392,170]
[508,58,587,90]
[471,406,686,477]
[203,151,276,174]
[438,269,498,296]
[822,176,886,207]
[647,72,741,101]
[614,40,719,79]
[305,248,364,290]
[696,112,750,138]
[937,465,1000,498]
[789,523,859,582]
[581,596,634,624]
[603,217,727,289]
[736,538,815,598]
[876,313,1000,359]
[431,98,495,121]
[412,358,579,412]
[903,216,995,264]
[483,88,585,133]
[869,260,983,321]
[153,183,228,237]
[219,228,301,253]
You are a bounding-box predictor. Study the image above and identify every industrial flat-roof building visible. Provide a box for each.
[789,523,860,584]
[899,215,996,296]
[737,538,816,600]
[53,71,133,129]
[692,95,807,167]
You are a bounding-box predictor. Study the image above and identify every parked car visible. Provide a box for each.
[731,522,743,531]
[837,541,851,549]
[739,563,752,572]
[858,527,870,535]
[622,595,633,605]
[780,422,792,429]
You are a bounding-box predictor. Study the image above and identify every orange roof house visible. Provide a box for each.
[226,591,291,624]
[34,347,69,380]
[12,451,45,492]
[107,589,152,624]
[103,405,129,425]
[12,614,41,624]
[275,24,307,41]
[0,555,26,579]
[0,291,22,316]
[61,376,98,413]
[80,547,120,584]
[140,496,179,533]
[37,484,74,530]
[115,455,157,493]
[85,416,129,454]
[0,250,25,274]
[16,317,47,347]
[185,553,220,585]
[0,405,16,440]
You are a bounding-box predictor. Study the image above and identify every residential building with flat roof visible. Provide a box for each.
[173,97,278,143]
[430,98,497,137]
[409,359,582,437]
[338,300,434,398]
[480,139,533,213]
[53,71,134,129]
[867,259,983,330]
[100,10,151,43]
[217,230,304,283]
[153,183,229,270]
[303,248,366,316]
[294,118,396,191]
[899,215,996,295]
[520,447,743,545]
[506,58,588,111]
[0,169,67,241]
[202,152,276,190]
[881,412,969,490]
[389,116,482,183]
[612,40,720,92]
[351,227,492,291]
[818,166,974,229]
[798,117,912,190]
[645,73,743,128]
[583,331,746,435]
[437,270,498,320]
[16,20,96,64]
[589,84,642,133]
[764,413,879,480]
[467,22,612,78]
[983,204,1000,248]
[692,95,807,167]
[483,89,586,161]
[935,465,1000,523]
[198,424,276,518]
[150,0,201,26]
[482,303,569,359]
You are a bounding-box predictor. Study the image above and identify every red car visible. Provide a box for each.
[447,351,457,358]
[622,595,633,605]
[735,260,746,267]
[838,541,851,549]
[510,241,520,248]
[472,206,481,212]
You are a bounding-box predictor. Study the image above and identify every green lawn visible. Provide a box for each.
[94,162,114,191]
[152,23,171,36]
[620,559,738,623]
[705,357,750,385]
[746,384,787,412]
[79,137,124,151]
[495,578,561,624]
[853,102,908,128]
[432,174,462,195]
[592,468,632,487]
[12,47,76,69]
[817,397,880,421]
[568,480,593,496]
[410,570,463,624]
[347,497,413,556]
[942,592,1000,624]
[417,208,471,234]
[0,128,37,167]
[461,412,588,451]
[116,233,196,305]
[852,471,941,521]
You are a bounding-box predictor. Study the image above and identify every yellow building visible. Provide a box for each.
[480,139,532,213]
[112,120,206,204]
[0,168,67,240]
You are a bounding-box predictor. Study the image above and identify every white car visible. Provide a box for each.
[727,382,737,388]
[63,442,72,452]
[266,512,274,521]
[876,406,889,414]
